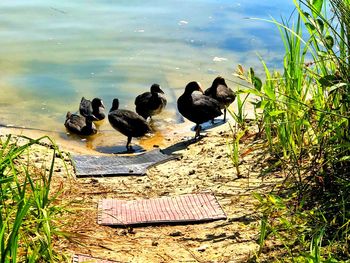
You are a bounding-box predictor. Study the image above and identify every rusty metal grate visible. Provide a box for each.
[72,149,178,177]
[98,193,226,226]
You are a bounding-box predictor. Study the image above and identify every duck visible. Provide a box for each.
[177,81,222,138]
[64,112,97,136]
[204,76,236,121]
[91,98,106,120]
[135,84,167,120]
[79,97,106,121]
[108,98,151,151]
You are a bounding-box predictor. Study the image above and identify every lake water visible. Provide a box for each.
[0,0,295,152]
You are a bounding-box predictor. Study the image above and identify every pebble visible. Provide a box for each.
[197,245,209,252]
[127,227,135,234]
[169,230,183,237]
[90,178,99,184]
[75,197,84,202]
[152,240,159,246]
[119,229,128,236]
[188,169,195,175]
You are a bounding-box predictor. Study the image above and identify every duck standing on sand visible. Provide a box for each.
[135,84,167,120]
[204,76,236,122]
[177,81,222,138]
[79,97,106,121]
[64,112,97,136]
[108,98,151,151]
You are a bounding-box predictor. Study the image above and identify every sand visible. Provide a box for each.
[0,120,282,263]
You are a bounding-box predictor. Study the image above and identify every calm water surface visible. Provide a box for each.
[0,0,294,151]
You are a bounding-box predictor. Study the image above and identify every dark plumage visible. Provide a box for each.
[91,98,106,120]
[177,81,222,138]
[79,97,106,121]
[204,76,236,121]
[108,98,151,151]
[135,84,167,120]
[64,112,97,136]
[79,97,93,117]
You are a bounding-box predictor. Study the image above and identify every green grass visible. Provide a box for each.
[229,0,350,261]
[0,135,68,262]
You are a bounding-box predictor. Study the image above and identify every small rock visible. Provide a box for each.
[75,197,84,202]
[152,240,159,246]
[120,229,128,236]
[153,144,159,148]
[169,231,183,237]
[90,178,99,184]
[197,245,208,252]
[188,170,195,175]
[206,233,227,239]
[127,227,135,234]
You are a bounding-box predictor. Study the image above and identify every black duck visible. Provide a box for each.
[64,112,97,136]
[108,98,151,151]
[204,76,236,121]
[79,97,105,121]
[177,81,222,138]
[135,84,167,120]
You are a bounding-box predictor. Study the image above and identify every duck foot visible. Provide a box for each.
[194,125,208,141]
[194,134,206,141]
[126,146,135,153]
[194,124,202,139]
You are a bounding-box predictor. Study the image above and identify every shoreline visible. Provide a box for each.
[0,117,229,155]
[1,119,282,262]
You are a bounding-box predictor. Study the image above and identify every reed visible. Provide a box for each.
[0,135,67,262]
[230,0,350,260]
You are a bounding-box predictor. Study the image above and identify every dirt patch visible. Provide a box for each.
[1,123,282,262]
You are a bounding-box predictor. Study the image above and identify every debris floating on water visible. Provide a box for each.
[178,20,188,25]
[213,57,228,62]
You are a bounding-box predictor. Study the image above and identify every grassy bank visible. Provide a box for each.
[0,135,70,262]
[230,0,350,261]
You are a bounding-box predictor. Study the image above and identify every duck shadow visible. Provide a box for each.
[190,119,226,132]
[95,145,146,154]
[161,136,204,155]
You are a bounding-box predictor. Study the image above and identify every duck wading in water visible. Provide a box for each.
[134,83,167,120]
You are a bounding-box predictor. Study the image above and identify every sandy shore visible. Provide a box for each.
[0,120,281,262]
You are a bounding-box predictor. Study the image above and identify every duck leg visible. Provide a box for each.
[126,136,132,151]
[194,124,201,139]
[223,109,227,122]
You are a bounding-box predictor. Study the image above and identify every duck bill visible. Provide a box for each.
[88,114,99,121]
[197,82,204,94]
